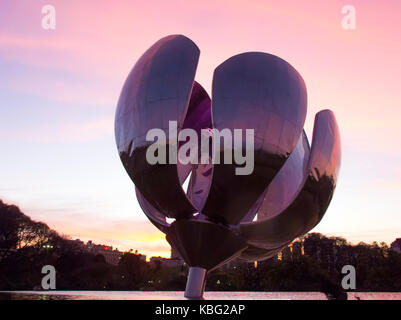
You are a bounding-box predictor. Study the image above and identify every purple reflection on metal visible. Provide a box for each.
[134,80,212,229]
[257,131,310,221]
[178,81,212,186]
[239,110,341,259]
[115,35,199,219]
[239,131,310,224]
[201,52,307,226]
[135,187,169,233]
[115,35,341,298]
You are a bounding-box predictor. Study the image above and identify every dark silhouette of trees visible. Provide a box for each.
[117,253,148,289]
[1,200,401,297]
[0,201,20,261]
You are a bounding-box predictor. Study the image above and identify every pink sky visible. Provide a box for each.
[1,0,400,258]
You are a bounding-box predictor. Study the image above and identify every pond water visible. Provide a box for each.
[1,291,400,300]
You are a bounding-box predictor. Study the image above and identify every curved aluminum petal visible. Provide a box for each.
[115,35,200,219]
[202,52,307,225]
[308,109,341,187]
[239,190,267,223]
[134,81,212,230]
[178,81,212,187]
[181,81,212,142]
[239,109,341,256]
[240,131,310,224]
[135,187,170,233]
[256,131,310,221]
[186,162,213,212]
[178,81,213,212]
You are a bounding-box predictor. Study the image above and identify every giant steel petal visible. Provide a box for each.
[202,52,307,225]
[239,131,310,224]
[178,81,212,188]
[115,35,200,219]
[135,187,170,233]
[239,109,341,253]
[256,131,310,221]
[187,161,213,213]
[135,81,212,231]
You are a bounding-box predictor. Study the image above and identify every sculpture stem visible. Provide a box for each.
[184,267,207,299]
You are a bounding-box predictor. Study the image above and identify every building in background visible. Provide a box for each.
[85,240,125,265]
[150,256,184,268]
[148,245,185,268]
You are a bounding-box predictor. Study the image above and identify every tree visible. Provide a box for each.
[0,201,21,260]
[118,252,149,289]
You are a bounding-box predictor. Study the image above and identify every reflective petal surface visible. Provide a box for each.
[202,52,307,225]
[115,35,200,219]
[115,35,342,289]
[239,110,341,255]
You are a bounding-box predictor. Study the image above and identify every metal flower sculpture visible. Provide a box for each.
[115,35,341,299]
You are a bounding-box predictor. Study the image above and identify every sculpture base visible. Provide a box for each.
[184,267,207,299]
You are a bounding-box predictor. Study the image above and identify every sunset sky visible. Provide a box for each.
[1,0,400,258]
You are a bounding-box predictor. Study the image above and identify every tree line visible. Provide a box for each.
[1,200,400,299]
